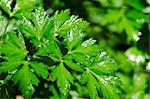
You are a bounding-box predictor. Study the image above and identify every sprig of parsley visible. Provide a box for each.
[0,3,121,98]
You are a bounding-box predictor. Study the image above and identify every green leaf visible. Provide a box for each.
[0,12,8,36]
[0,32,27,59]
[53,10,89,37]
[89,51,118,74]
[71,49,121,98]
[52,62,74,95]
[80,71,98,99]
[20,7,53,47]
[77,50,121,98]
[72,45,99,55]
[71,53,90,66]
[80,70,121,99]
[0,0,41,17]
[0,32,49,96]
[30,62,48,79]
[54,15,78,35]
[0,11,20,37]
[81,38,96,47]
[66,28,84,51]
[70,40,99,56]
[125,0,145,10]
[0,0,12,15]
[64,59,84,72]
[35,35,62,59]
[64,55,84,72]
[102,8,145,42]
[49,85,60,99]
[0,59,23,74]
[12,62,39,96]
[14,0,41,16]
[54,9,70,27]
[96,75,121,99]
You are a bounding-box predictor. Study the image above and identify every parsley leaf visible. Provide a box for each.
[0,32,48,96]
[0,0,41,17]
[52,61,74,95]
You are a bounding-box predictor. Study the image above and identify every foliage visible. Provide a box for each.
[0,0,149,98]
[0,1,121,98]
[0,0,41,17]
[84,0,148,42]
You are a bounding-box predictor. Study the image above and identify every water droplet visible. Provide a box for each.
[99,51,107,58]
[27,84,35,93]
[6,0,12,9]
[135,55,145,63]
[68,30,73,42]
[100,78,108,85]
[128,54,136,61]
[82,38,96,47]
[133,34,140,41]
[133,32,142,41]
[97,61,105,66]
[126,52,145,64]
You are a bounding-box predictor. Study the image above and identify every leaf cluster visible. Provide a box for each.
[0,1,121,98]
